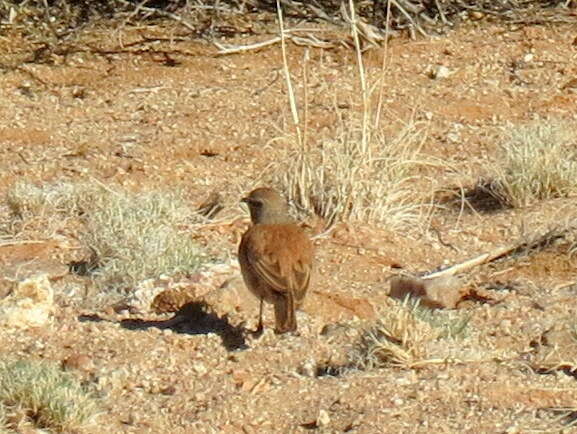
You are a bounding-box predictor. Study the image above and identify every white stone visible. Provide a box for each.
[0,274,54,329]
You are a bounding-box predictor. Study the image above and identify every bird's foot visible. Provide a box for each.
[251,323,264,339]
[274,327,300,337]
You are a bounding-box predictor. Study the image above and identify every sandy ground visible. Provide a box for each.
[1,16,577,433]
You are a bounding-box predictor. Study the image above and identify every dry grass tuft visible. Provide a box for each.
[351,299,470,370]
[273,1,434,231]
[496,119,577,207]
[351,300,438,370]
[279,116,431,230]
[6,182,205,292]
[83,188,205,291]
[0,359,99,432]
[6,182,88,236]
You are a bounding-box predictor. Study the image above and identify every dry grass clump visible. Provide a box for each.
[84,188,204,291]
[6,182,205,292]
[351,300,470,370]
[496,120,577,208]
[6,182,88,234]
[0,404,6,431]
[0,359,99,432]
[351,301,435,370]
[273,1,434,231]
[279,116,430,230]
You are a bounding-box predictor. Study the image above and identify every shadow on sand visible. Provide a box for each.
[79,301,247,351]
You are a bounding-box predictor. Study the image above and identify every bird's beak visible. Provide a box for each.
[240,197,249,204]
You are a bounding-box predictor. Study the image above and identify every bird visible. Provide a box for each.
[238,187,314,334]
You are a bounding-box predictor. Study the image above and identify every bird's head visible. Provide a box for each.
[241,187,292,225]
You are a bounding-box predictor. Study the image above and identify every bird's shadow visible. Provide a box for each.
[78,301,248,351]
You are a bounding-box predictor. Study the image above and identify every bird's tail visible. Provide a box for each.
[274,291,297,333]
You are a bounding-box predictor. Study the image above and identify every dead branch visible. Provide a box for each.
[215,31,336,54]
[424,223,577,280]
[214,37,283,54]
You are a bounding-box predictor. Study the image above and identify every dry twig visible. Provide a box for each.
[425,223,577,280]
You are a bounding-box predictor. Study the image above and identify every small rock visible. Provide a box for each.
[0,274,55,329]
[62,353,94,373]
[70,86,87,99]
[193,362,207,375]
[469,11,485,20]
[428,65,453,80]
[389,274,466,309]
[320,323,342,337]
[298,359,316,377]
[317,409,330,427]
[160,385,176,396]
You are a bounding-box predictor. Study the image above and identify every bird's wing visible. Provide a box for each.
[245,225,312,297]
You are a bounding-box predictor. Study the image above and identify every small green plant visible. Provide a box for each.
[0,359,99,432]
[84,188,205,291]
[496,120,577,207]
[411,299,470,340]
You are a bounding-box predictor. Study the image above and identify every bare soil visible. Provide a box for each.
[1,18,577,433]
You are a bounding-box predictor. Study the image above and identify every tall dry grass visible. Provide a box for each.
[273,0,434,231]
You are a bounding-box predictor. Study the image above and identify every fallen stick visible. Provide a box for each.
[424,224,575,280]
[214,37,282,55]
[424,245,515,280]
[215,33,335,55]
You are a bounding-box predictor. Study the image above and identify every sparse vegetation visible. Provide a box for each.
[1,3,577,431]
[279,116,431,230]
[496,120,577,207]
[6,182,87,234]
[0,359,99,432]
[273,1,433,230]
[351,301,437,370]
[351,300,471,370]
[0,0,571,52]
[411,300,470,340]
[6,182,205,292]
[82,188,205,291]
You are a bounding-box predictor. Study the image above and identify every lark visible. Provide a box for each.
[238,188,313,334]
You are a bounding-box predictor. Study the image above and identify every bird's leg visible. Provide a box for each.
[254,298,264,335]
